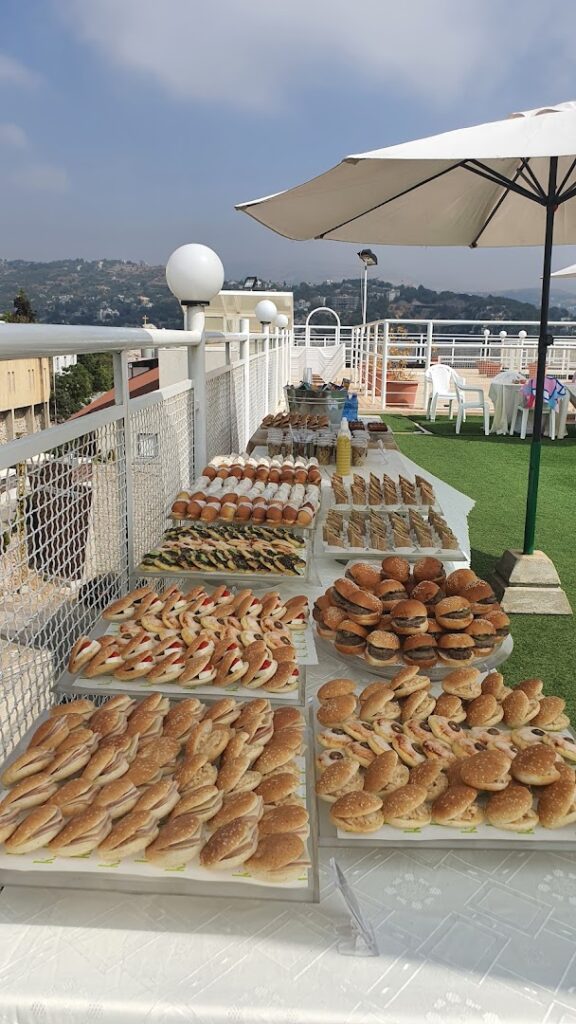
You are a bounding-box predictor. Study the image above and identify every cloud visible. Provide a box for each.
[0,122,28,149]
[56,0,575,112]
[0,52,42,88]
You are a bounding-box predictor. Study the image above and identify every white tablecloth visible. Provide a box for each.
[489,378,575,437]
[1,451,575,1023]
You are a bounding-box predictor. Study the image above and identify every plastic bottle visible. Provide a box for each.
[336,417,352,476]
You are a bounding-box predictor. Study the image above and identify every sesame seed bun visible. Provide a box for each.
[380,556,411,584]
[511,744,562,786]
[244,833,308,882]
[380,784,431,828]
[390,600,428,635]
[431,784,483,827]
[459,749,512,791]
[485,783,538,831]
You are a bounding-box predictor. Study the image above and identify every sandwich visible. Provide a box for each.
[97,811,159,862]
[258,803,309,839]
[49,698,95,719]
[459,749,512,791]
[431,784,483,827]
[175,756,218,794]
[316,606,347,640]
[145,813,203,867]
[0,804,21,844]
[99,694,137,716]
[317,678,357,703]
[374,579,409,612]
[68,637,102,674]
[207,791,264,832]
[359,688,399,723]
[0,771,58,811]
[345,562,382,591]
[179,652,217,687]
[28,716,71,751]
[402,634,438,668]
[381,555,411,584]
[132,779,180,819]
[199,818,259,869]
[315,758,363,803]
[331,579,382,626]
[363,750,409,796]
[93,778,141,819]
[170,785,224,823]
[531,696,570,732]
[462,580,498,616]
[485,783,538,831]
[85,646,127,678]
[502,689,540,729]
[390,600,428,635]
[434,693,466,723]
[316,694,357,729]
[401,690,436,722]
[481,671,511,701]
[82,746,131,786]
[408,761,449,800]
[244,833,308,882]
[464,618,498,657]
[4,805,65,854]
[389,666,430,699]
[263,662,300,693]
[87,708,127,740]
[434,597,474,631]
[484,609,511,642]
[1,747,54,786]
[45,741,93,782]
[329,791,384,833]
[511,744,562,786]
[47,807,112,856]
[334,620,368,656]
[465,694,504,728]
[445,568,478,595]
[412,556,445,586]
[437,634,477,667]
[538,767,576,828]
[253,743,295,776]
[147,653,187,685]
[102,587,154,621]
[380,784,431,828]
[255,772,299,807]
[364,630,401,666]
[441,667,482,700]
[203,697,240,728]
[214,652,248,687]
[241,642,278,689]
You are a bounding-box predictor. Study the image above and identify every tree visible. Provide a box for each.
[78,353,114,392]
[51,363,93,421]
[3,288,37,323]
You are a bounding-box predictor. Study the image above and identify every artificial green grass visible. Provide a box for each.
[391,414,576,716]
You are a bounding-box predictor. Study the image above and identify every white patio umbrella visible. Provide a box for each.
[551,263,576,278]
[237,101,576,555]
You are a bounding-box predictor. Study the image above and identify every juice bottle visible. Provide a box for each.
[336,418,352,476]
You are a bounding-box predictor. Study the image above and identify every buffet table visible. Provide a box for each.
[0,450,575,1022]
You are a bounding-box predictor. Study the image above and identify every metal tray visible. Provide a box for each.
[0,699,320,902]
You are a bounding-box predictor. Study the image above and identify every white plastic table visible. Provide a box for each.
[0,452,575,1023]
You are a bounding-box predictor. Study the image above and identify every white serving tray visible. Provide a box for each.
[313,631,513,683]
[314,529,467,563]
[312,693,576,851]
[0,700,319,901]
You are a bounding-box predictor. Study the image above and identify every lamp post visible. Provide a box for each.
[275,313,289,393]
[255,300,277,415]
[518,329,527,373]
[166,243,225,475]
[358,249,378,390]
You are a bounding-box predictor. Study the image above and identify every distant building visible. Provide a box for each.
[52,354,77,375]
[0,353,51,442]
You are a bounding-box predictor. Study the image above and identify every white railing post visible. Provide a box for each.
[371,323,378,402]
[239,317,250,450]
[273,326,280,411]
[113,350,135,579]
[380,320,390,410]
[263,324,270,415]
[423,320,434,412]
[185,305,207,476]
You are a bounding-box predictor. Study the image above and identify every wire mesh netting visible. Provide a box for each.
[249,353,267,438]
[0,420,129,759]
[205,371,234,461]
[231,364,246,452]
[129,387,194,566]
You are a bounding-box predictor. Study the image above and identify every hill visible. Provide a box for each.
[0,259,573,330]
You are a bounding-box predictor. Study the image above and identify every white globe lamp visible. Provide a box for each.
[255,299,278,325]
[166,244,224,305]
[519,329,527,340]
[275,313,289,329]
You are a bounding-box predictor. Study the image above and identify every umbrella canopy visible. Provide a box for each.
[551,262,576,278]
[238,103,576,246]
[238,102,576,558]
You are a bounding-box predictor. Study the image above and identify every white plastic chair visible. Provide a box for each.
[454,378,490,435]
[510,401,557,440]
[425,364,458,420]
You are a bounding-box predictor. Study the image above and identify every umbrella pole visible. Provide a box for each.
[522,156,558,556]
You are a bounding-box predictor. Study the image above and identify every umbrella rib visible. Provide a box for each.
[557,157,576,199]
[463,161,545,204]
[518,161,546,199]
[314,162,463,238]
[468,166,527,248]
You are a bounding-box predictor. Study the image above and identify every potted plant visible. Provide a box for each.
[367,341,419,407]
[475,358,501,378]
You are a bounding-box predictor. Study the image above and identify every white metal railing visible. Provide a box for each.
[0,320,290,759]
[293,316,576,406]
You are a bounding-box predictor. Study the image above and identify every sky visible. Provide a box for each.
[2,0,576,292]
